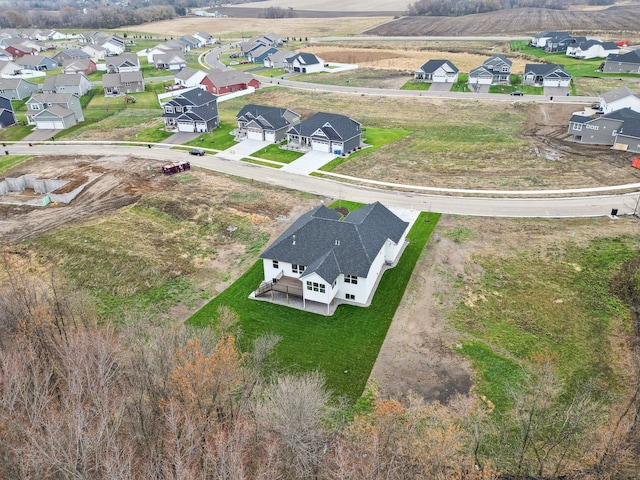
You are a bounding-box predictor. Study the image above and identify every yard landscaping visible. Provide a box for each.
[0,155,30,174]
[188,209,440,403]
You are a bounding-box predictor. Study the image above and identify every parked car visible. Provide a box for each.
[189,148,205,156]
[510,91,524,96]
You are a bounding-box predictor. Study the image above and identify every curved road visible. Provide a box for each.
[8,142,639,218]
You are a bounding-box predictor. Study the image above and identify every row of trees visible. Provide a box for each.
[0,253,638,479]
[405,0,615,17]
[0,5,175,29]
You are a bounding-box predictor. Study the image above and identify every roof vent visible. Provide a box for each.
[335,239,340,246]
[292,234,296,245]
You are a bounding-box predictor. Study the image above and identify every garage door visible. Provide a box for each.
[265,131,276,142]
[36,120,64,129]
[311,139,331,152]
[178,122,195,132]
[544,80,560,87]
[248,129,263,141]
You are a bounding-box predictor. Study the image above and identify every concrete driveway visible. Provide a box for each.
[281,150,337,175]
[544,86,570,98]
[469,84,490,94]
[161,132,200,144]
[218,139,272,160]
[429,83,453,92]
[23,129,61,142]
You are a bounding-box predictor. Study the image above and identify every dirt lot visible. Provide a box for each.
[367,5,640,38]
[304,44,530,74]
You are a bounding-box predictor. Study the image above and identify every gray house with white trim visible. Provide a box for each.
[523,63,571,87]
[286,112,362,155]
[26,93,84,129]
[162,88,219,132]
[602,50,640,74]
[0,78,38,100]
[236,104,300,142]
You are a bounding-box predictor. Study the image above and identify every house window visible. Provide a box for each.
[306,281,325,293]
[31,104,40,110]
[292,264,305,274]
[345,293,355,300]
[124,82,130,87]
[573,124,582,131]
[165,106,174,113]
[272,260,279,268]
[344,274,358,284]
[501,66,509,72]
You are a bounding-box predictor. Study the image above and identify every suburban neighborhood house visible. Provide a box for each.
[599,86,640,114]
[235,104,300,142]
[0,96,16,129]
[468,54,512,86]
[566,40,619,59]
[414,60,459,83]
[200,69,259,95]
[42,73,92,97]
[0,77,38,100]
[106,53,140,73]
[102,71,145,96]
[26,92,84,129]
[286,112,362,154]
[162,87,219,132]
[283,52,325,74]
[602,50,640,74]
[255,202,410,314]
[522,63,572,87]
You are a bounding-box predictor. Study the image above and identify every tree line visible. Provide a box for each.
[406,0,616,17]
[0,5,176,29]
[0,252,638,479]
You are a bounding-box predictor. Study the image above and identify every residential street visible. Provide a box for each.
[7,142,640,218]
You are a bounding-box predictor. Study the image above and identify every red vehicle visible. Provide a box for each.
[162,161,191,175]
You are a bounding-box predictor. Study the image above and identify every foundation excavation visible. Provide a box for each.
[0,173,100,206]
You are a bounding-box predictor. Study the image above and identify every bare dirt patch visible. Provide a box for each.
[367,5,640,38]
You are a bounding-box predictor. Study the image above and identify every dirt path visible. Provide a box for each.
[370,215,474,404]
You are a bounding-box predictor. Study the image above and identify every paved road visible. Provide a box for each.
[8,142,640,218]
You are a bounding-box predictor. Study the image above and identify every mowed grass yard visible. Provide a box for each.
[189,210,440,403]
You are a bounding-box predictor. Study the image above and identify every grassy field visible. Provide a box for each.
[26,173,299,320]
[188,210,440,403]
[0,125,33,142]
[450,234,638,414]
[320,127,409,171]
[0,155,31,174]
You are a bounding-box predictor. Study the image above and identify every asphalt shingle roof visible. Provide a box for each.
[237,104,298,131]
[259,202,408,284]
[600,86,639,103]
[417,59,458,74]
[287,112,361,142]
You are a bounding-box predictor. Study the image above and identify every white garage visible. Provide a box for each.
[178,121,195,132]
[311,139,331,152]
[247,128,264,141]
[35,120,64,130]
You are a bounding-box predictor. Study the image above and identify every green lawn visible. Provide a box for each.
[320,127,410,172]
[250,144,304,164]
[184,122,238,150]
[450,74,471,93]
[400,81,431,90]
[188,210,440,403]
[0,125,33,142]
[0,155,31,174]
[451,235,638,413]
[131,122,173,143]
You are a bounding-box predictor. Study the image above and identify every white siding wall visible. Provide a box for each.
[262,258,283,281]
[603,97,640,114]
[302,272,334,304]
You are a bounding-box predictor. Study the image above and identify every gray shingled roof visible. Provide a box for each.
[524,63,570,77]
[606,50,640,63]
[600,86,639,103]
[484,54,512,68]
[204,68,255,88]
[237,104,298,131]
[417,59,458,74]
[286,52,321,66]
[260,202,408,284]
[287,112,360,142]
[172,87,217,107]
